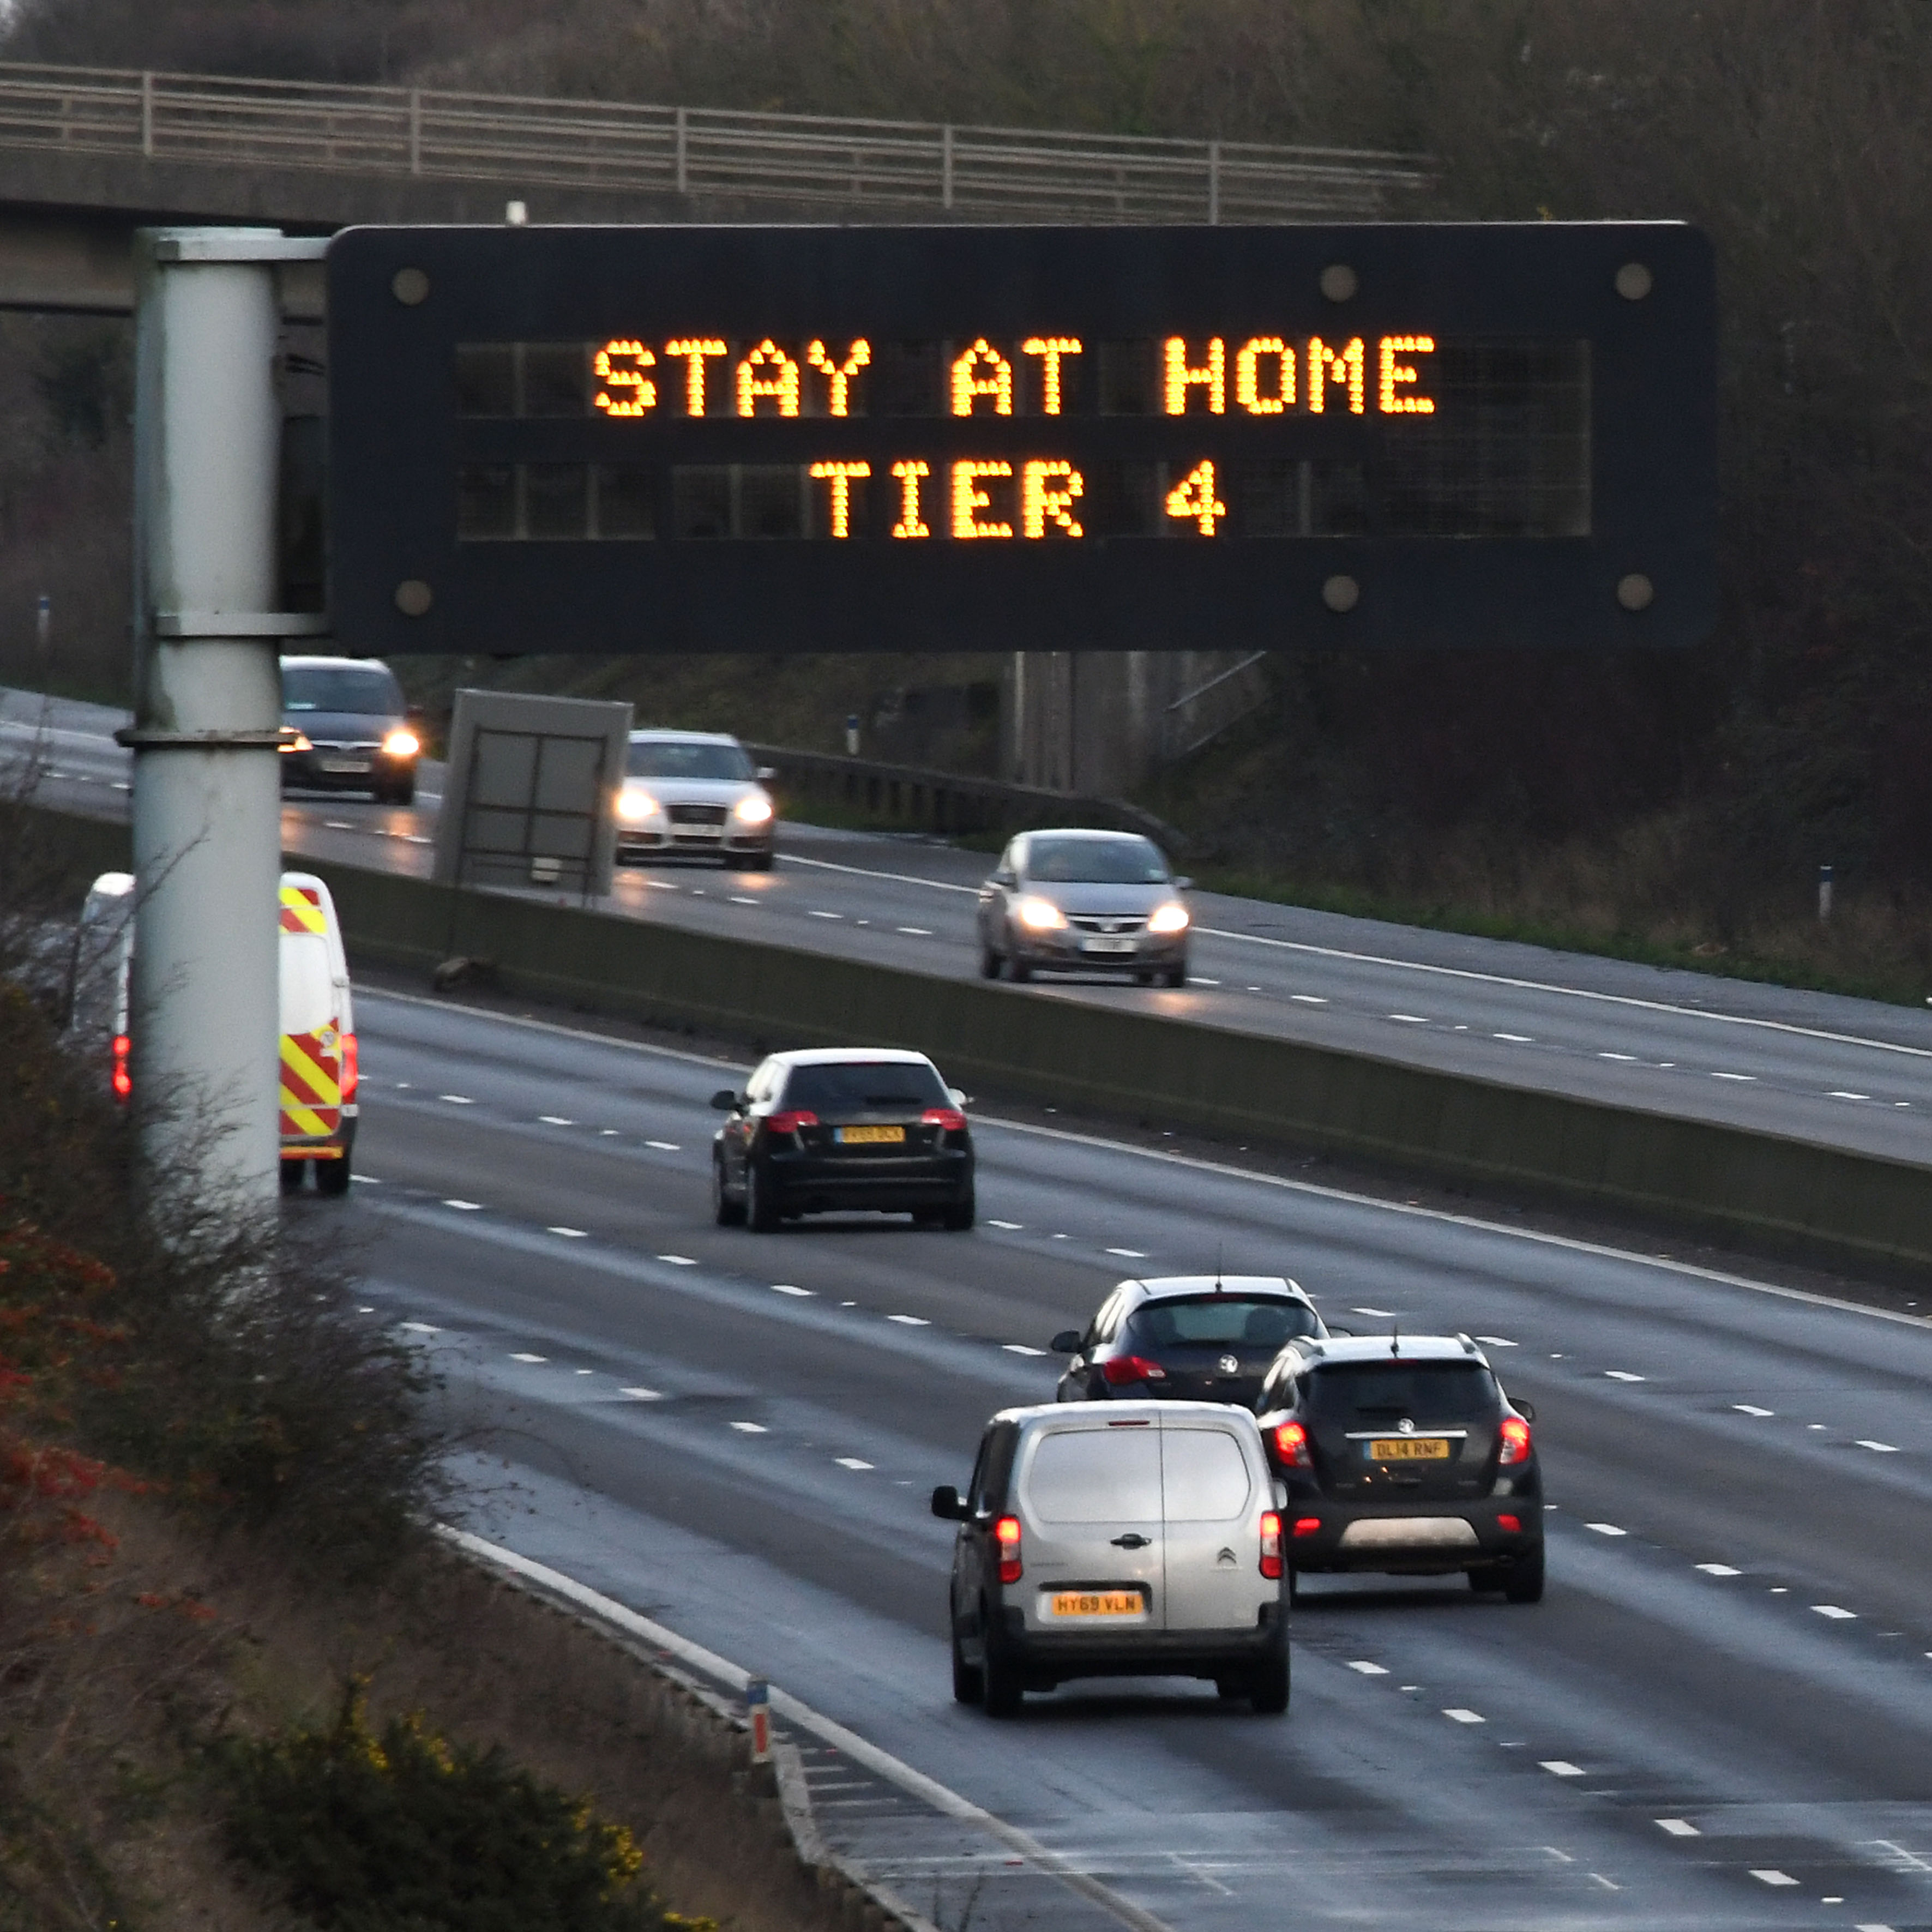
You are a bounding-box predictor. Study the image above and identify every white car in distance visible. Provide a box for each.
[615,729,776,870]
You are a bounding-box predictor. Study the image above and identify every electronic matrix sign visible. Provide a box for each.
[326,222,1716,654]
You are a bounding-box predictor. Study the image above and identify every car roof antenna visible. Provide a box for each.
[1214,1242,1224,1293]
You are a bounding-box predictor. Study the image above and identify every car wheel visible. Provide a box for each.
[981,1642,1023,1719]
[1163,965,1187,988]
[979,945,1001,979]
[1249,1641,1290,1716]
[279,1159,307,1194]
[952,1626,984,1705]
[1007,955,1033,983]
[1503,1547,1545,1605]
[315,1154,351,1197]
[744,1158,781,1233]
[713,1155,746,1226]
[942,1188,976,1232]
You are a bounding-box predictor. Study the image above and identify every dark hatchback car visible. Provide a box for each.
[1254,1334,1543,1603]
[279,655,420,804]
[1051,1276,1328,1410]
[712,1048,974,1231]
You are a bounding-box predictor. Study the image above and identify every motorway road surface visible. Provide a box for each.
[7,686,1931,1165]
[315,984,1932,1931]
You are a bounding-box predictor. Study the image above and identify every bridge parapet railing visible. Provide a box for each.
[0,58,1430,221]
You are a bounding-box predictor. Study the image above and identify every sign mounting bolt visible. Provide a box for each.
[395,579,434,616]
[1319,263,1358,302]
[391,267,430,306]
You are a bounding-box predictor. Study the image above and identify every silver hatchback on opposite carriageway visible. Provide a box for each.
[615,729,776,869]
[976,828,1191,986]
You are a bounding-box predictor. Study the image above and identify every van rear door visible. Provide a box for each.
[278,914,341,1146]
[1160,1419,1267,1632]
[1016,1418,1164,1634]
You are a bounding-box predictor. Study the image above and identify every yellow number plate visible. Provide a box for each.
[1050,1591,1145,1619]
[836,1124,905,1145]
[1369,1438,1451,1461]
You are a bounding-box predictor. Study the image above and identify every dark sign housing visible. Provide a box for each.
[326,222,1715,654]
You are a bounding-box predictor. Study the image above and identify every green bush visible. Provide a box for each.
[218,1682,671,1932]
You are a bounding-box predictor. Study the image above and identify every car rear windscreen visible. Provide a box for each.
[780,1061,947,1114]
[1307,1362,1499,1424]
[625,739,754,780]
[281,665,404,715]
[1127,1297,1319,1351]
[1025,1428,1162,1523]
[1161,1429,1253,1521]
[1025,835,1168,884]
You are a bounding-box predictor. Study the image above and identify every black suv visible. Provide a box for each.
[1254,1334,1543,1603]
[1051,1275,1327,1410]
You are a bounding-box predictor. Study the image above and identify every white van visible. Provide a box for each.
[71,870,359,1195]
[933,1400,1289,1716]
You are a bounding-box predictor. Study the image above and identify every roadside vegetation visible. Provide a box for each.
[0,1,1924,1002]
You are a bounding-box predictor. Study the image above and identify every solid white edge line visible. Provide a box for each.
[359,986,1932,1332]
[434,1527,1174,1932]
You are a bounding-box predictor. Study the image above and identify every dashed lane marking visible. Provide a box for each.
[547,1226,588,1238]
[1443,1708,1484,1724]
[988,1219,1024,1230]
[1347,1661,1389,1676]
[1813,1604,1857,1619]
[1541,1761,1586,1777]
[619,1387,663,1400]
[1656,1819,1700,1837]
[1494,1032,1533,1042]
[835,1457,874,1470]
[807,909,843,920]
[770,1284,814,1297]
[1004,1344,1047,1356]
[1388,1014,1430,1024]
[1696,1563,1742,1576]
[1711,1072,1756,1082]
[657,1254,699,1266]
[1598,1051,1638,1061]
[1476,1335,1517,1346]
[1830,1091,1871,1100]
[1734,1404,1774,1417]
[1289,994,1327,1004]
[539,1115,574,1125]
[1856,1439,1900,1453]
[646,1139,681,1151]
[440,1093,474,1104]
[1585,1522,1627,1537]
[1105,1247,1147,1259]
[1604,1370,1646,1382]
[399,1321,441,1334]
[896,925,933,935]
[887,1314,931,1326]
[729,1421,768,1434]
[509,1352,546,1363]
[1750,1870,1798,1886]
[443,1199,483,1211]
[1353,1306,1397,1318]
[729,895,758,906]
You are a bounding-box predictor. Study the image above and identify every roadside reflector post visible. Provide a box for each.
[746,1677,771,1763]
[1817,863,1834,923]
[122,227,329,1226]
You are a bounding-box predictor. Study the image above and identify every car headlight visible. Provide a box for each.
[733,791,774,825]
[1014,895,1068,932]
[616,786,659,823]
[382,727,420,759]
[1146,901,1190,935]
[279,731,312,754]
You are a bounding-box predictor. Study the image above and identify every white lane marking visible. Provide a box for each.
[1855,1923,1900,1931]
[619,1386,663,1400]
[988,1219,1024,1230]
[729,1421,768,1434]
[1541,1761,1586,1777]
[646,1139,681,1151]
[111,780,130,791]
[547,1225,588,1238]
[887,1314,931,1326]
[1812,1604,1857,1619]
[357,1305,375,1313]
[1696,1563,1742,1576]
[1476,1334,1517,1347]
[443,1199,483,1211]
[1004,1344,1048,1356]
[1353,1306,1397,1317]
[350,1173,382,1184]
[1598,1051,1638,1061]
[509,1351,547,1363]
[1604,1370,1646,1382]
[1290,994,1327,1004]
[807,909,843,920]
[399,1320,441,1334]
[770,1283,814,1297]
[539,1114,574,1125]
[1711,1071,1755,1082]
[1105,1247,1147,1259]
[324,819,353,829]
[896,925,934,936]
[1494,1032,1533,1042]
[599,1129,618,1136]
[835,1456,874,1470]
[576,1368,594,1375]
[1830,1091,1871,1100]
[1856,1439,1900,1453]
[1191,977,1221,987]
[1388,1014,1430,1024]
[1587,1875,1619,1892]
[1347,1660,1389,1675]
[1734,1404,1774,1417]
[1656,1819,1700,1837]
[1750,1870,1798,1886]
[657,1254,699,1266]
[729,895,759,905]
[1585,1522,1627,1537]
[1443,1708,1485,1724]
[440,1093,475,1104]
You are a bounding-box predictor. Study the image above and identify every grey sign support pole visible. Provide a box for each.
[121,227,328,1224]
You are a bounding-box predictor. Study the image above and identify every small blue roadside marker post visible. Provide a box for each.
[746,1677,771,1763]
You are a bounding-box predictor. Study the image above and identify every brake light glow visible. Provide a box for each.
[340,1032,358,1103]
[764,1109,820,1136]
[1259,1509,1284,1579]
[1272,1419,1311,1467]
[921,1107,967,1131]
[995,1514,1022,1584]
[111,1033,131,1100]
[1100,1354,1168,1386]
[1498,1416,1533,1465]
[1291,1516,1322,1539]
[1497,1514,1522,1534]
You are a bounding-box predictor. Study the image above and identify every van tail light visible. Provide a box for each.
[339,1032,358,1103]
[922,1107,967,1132]
[1259,1510,1284,1579]
[1272,1420,1311,1468]
[1101,1354,1167,1387]
[764,1109,819,1136]
[995,1514,1022,1585]
[111,1033,131,1101]
[1497,1416,1533,1466]
[1292,1516,1323,1539]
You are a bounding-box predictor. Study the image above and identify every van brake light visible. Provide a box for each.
[340,1032,358,1102]
[1272,1420,1311,1467]
[1259,1509,1284,1579]
[1101,1355,1168,1386]
[111,1033,131,1100]
[1497,1416,1532,1465]
[995,1514,1022,1585]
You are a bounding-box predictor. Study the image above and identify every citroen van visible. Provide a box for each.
[933,1401,1289,1716]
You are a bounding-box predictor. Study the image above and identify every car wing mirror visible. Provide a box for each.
[710,1088,741,1111]
[756,765,777,781]
[1513,1400,1536,1424]
[930,1484,968,1521]
[1050,1329,1081,1353]
[990,869,1015,887]
[1171,875,1193,890]
[948,1087,970,1109]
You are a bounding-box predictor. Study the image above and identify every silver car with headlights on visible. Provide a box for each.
[977,828,1191,985]
[615,729,775,869]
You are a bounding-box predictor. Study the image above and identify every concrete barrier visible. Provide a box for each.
[20,803,1932,1274]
